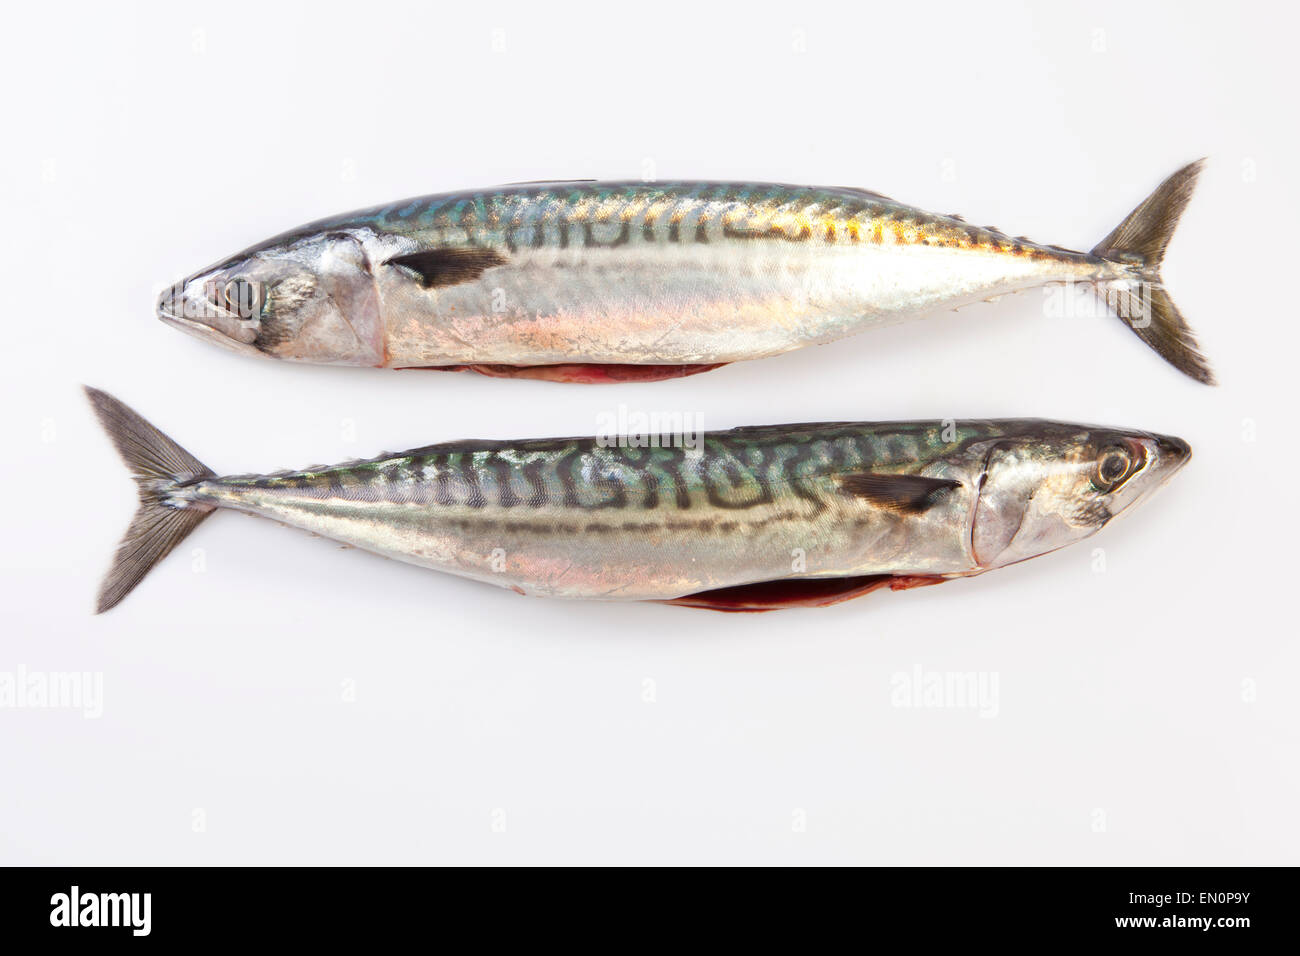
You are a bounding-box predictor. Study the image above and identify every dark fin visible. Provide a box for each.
[660,574,946,612]
[1091,160,1214,385]
[836,473,962,513]
[398,362,728,384]
[838,186,896,202]
[84,387,215,613]
[385,247,509,289]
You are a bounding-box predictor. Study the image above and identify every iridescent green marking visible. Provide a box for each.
[216,421,1006,517]
[246,179,1090,283]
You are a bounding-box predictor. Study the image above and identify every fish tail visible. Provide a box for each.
[84,386,216,613]
[1090,159,1214,385]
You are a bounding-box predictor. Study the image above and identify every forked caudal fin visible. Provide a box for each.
[84,387,215,613]
[1091,159,1215,385]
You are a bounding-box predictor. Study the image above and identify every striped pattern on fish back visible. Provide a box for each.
[213,421,1007,516]
[299,182,1081,261]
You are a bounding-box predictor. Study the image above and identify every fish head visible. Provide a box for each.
[971,424,1190,570]
[157,231,384,366]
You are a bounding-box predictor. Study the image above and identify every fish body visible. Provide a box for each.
[86,389,1190,612]
[158,165,1213,383]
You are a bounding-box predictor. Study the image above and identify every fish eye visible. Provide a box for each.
[223,278,262,320]
[1092,447,1133,493]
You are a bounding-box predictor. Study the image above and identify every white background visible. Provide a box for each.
[2,0,1296,865]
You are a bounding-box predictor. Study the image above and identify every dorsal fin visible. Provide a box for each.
[385,247,508,289]
[837,186,895,202]
[836,473,962,513]
[502,179,597,185]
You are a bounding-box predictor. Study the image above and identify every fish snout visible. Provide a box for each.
[1149,433,1192,476]
[156,280,187,321]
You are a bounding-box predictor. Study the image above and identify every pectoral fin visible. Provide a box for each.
[836,473,962,513]
[385,247,509,289]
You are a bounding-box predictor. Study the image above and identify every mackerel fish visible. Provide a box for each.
[86,388,1190,613]
[156,163,1213,384]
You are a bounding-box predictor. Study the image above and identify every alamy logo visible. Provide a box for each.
[49,886,151,936]
[890,665,1000,718]
[595,404,703,455]
[0,666,103,718]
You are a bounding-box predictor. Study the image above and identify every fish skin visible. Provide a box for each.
[157,168,1213,381]
[85,388,1192,611]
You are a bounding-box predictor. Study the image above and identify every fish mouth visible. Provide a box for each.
[1155,433,1192,464]
[1143,433,1192,485]
[157,307,266,359]
[156,279,266,359]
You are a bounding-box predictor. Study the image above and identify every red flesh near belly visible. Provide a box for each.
[659,574,947,612]
[400,362,728,384]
